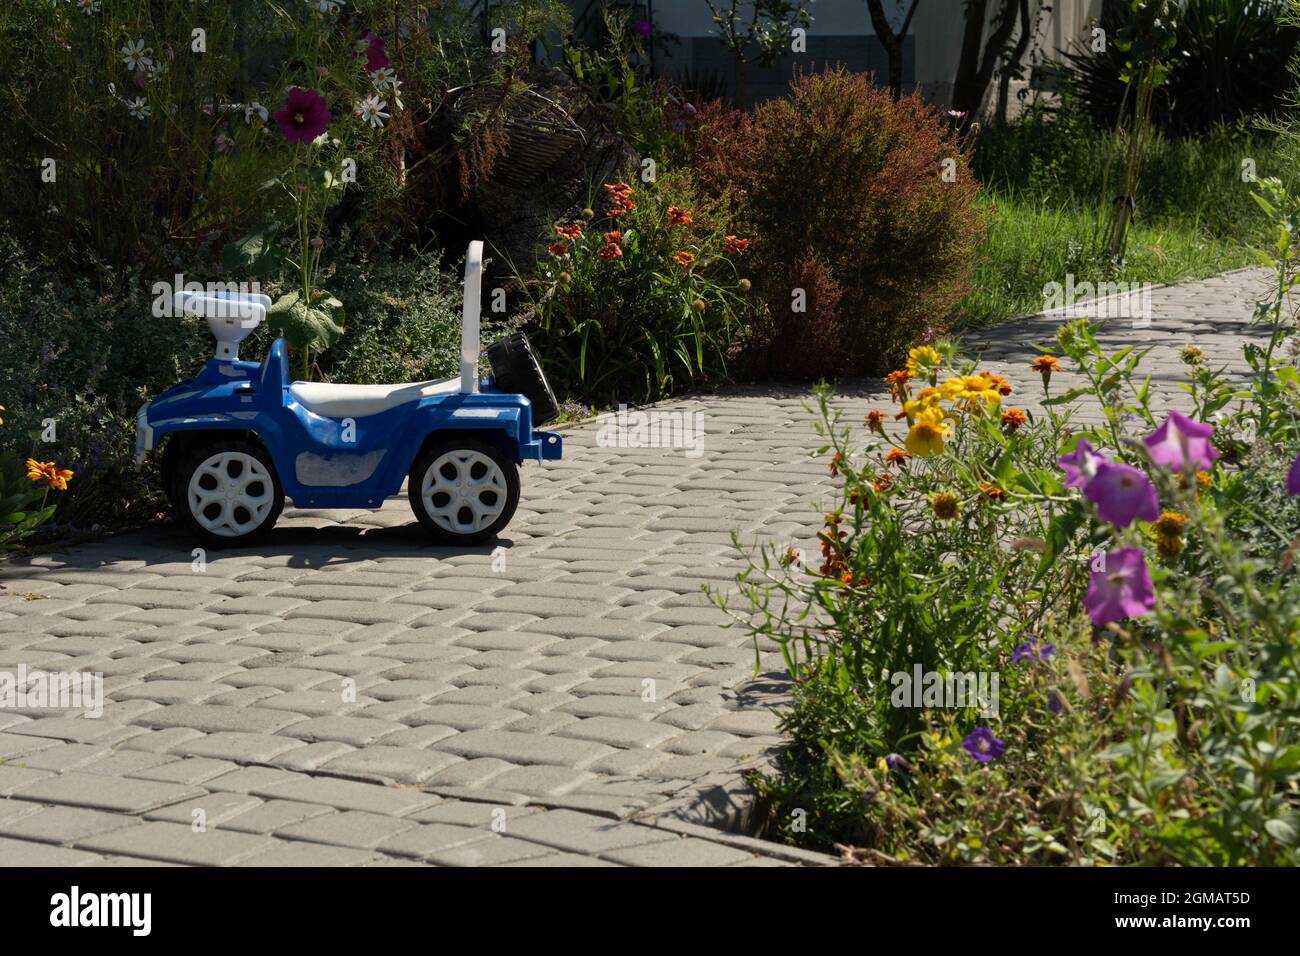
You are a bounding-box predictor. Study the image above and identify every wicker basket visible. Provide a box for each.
[449,84,586,189]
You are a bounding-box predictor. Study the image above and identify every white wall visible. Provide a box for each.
[576,1,1104,107]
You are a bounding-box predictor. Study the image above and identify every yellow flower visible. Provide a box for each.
[931,492,959,520]
[905,414,949,456]
[905,346,944,379]
[902,395,942,423]
[940,374,1001,410]
[0,403,5,426]
[25,458,74,492]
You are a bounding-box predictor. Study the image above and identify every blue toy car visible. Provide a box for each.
[135,242,562,547]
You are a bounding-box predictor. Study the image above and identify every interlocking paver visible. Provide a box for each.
[76,820,272,866]
[275,810,419,849]
[9,771,203,813]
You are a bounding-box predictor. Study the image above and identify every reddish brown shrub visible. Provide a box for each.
[688,67,986,376]
[744,250,848,380]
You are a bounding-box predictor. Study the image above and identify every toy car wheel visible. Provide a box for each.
[409,438,519,544]
[176,440,284,546]
[486,332,559,426]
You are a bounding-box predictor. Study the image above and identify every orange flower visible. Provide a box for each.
[547,241,567,257]
[1001,408,1027,432]
[1031,355,1060,381]
[667,205,693,225]
[884,370,912,402]
[873,474,893,493]
[724,235,749,254]
[604,182,635,217]
[673,251,696,270]
[865,410,887,435]
[829,452,844,476]
[983,372,1013,397]
[26,458,73,492]
[603,230,623,246]
[555,223,582,240]
[979,481,1006,502]
[885,448,911,467]
[598,242,622,261]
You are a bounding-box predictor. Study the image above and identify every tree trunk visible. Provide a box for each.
[951,0,1022,123]
[996,0,1032,124]
[865,0,920,100]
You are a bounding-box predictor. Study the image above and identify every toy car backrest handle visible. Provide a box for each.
[461,240,483,395]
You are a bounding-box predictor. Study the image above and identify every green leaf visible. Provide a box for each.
[1041,386,1091,406]
[221,224,283,278]
[1265,818,1297,846]
[267,291,343,351]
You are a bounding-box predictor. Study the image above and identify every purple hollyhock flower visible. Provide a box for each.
[1011,641,1057,664]
[274,87,331,144]
[1144,410,1219,472]
[1084,546,1156,627]
[1288,450,1300,496]
[962,727,1005,762]
[362,31,389,72]
[1084,461,1160,528]
[1057,438,1107,489]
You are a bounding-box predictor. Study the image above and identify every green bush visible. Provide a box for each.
[1057,0,1297,137]
[726,182,1300,865]
[0,236,210,536]
[322,244,516,386]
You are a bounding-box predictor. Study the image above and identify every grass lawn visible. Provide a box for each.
[957,118,1288,328]
[958,192,1259,328]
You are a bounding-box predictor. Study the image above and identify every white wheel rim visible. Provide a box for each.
[420,449,507,535]
[187,451,275,538]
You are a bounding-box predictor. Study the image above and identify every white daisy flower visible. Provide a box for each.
[369,67,397,89]
[244,101,268,124]
[121,39,153,72]
[77,0,101,15]
[127,97,150,120]
[356,94,389,128]
[308,0,344,13]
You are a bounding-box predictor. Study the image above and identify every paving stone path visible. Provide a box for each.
[0,267,1280,866]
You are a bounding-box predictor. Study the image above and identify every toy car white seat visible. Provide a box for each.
[280,240,490,419]
[287,378,462,419]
